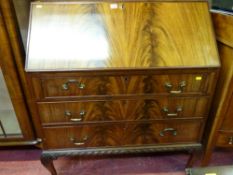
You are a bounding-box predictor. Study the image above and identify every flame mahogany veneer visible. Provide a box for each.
[25,1,220,174]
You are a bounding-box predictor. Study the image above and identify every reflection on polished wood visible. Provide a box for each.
[26,2,220,71]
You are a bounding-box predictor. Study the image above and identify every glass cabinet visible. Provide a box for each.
[0,1,35,145]
[211,0,233,13]
[0,62,35,145]
[0,68,22,138]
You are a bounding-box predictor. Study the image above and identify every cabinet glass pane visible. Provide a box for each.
[0,126,3,135]
[211,0,233,13]
[0,68,22,138]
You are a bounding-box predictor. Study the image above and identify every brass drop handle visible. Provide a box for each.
[228,137,233,145]
[70,136,88,146]
[70,118,82,122]
[162,106,183,117]
[160,128,177,137]
[65,110,86,122]
[165,81,186,94]
[62,79,85,90]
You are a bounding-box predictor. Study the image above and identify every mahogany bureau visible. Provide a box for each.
[25,1,220,174]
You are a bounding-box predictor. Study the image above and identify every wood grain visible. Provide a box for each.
[43,120,203,149]
[202,43,233,165]
[31,73,214,99]
[201,12,233,165]
[26,2,219,71]
[220,93,233,130]
[211,11,233,48]
[37,97,209,124]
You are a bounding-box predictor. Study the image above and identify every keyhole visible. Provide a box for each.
[124,76,129,83]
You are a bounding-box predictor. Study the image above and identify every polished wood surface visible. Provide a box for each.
[43,120,203,149]
[202,12,233,165]
[211,11,233,48]
[210,44,233,126]
[21,1,220,173]
[202,43,233,165]
[38,97,209,124]
[26,1,219,71]
[30,72,215,99]
[220,93,233,130]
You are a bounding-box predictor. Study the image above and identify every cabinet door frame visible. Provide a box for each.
[0,6,35,144]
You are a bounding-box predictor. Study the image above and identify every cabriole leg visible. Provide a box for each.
[40,153,58,175]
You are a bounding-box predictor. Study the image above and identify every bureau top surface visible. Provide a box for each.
[26,1,220,71]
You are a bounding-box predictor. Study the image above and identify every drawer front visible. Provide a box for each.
[32,73,212,99]
[38,97,209,124]
[43,120,203,149]
[216,131,233,148]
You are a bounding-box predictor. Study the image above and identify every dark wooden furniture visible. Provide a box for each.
[202,11,233,165]
[0,0,37,146]
[25,1,220,174]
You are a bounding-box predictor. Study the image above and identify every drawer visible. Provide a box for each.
[31,73,213,99]
[38,97,209,124]
[216,131,233,148]
[43,120,203,149]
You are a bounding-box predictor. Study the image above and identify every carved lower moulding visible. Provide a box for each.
[40,143,202,175]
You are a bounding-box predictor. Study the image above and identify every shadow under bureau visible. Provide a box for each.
[25,1,220,174]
